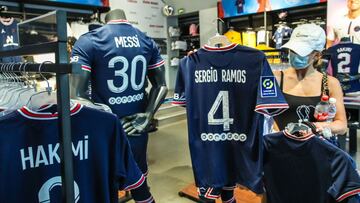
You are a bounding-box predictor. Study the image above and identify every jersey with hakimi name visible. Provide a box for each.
[71,20,165,118]
[327,42,360,93]
[0,104,145,203]
[172,43,289,193]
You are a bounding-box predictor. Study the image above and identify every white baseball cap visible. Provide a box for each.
[281,24,326,57]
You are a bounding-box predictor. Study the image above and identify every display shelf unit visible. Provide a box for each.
[165,12,199,90]
[178,12,200,58]
[221,2,327,48]
[167,12,200,60]
[165,15,179,90]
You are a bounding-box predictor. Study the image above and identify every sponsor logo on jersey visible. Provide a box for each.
[108,93,144,105]
[200,133,247,142]
[173,93,186,101]
[261,76,277,98]
[70,55,80,63]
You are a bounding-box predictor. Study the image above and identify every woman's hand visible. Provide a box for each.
[313,122,328,133]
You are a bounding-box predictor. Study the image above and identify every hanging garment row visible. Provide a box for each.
[0,62,151,203]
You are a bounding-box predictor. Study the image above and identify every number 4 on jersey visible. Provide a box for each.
[208,91,234,131]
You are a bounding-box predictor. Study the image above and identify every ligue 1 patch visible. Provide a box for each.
[261,76,277,98]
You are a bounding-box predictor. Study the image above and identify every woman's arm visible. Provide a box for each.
[273,70,282,84]
[314,76,348,135]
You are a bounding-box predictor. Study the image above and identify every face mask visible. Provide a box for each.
[289,52,312,69]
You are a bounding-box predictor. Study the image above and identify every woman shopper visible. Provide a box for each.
[273,24,347,135]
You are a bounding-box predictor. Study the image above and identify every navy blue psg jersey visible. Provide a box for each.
[0,18,21,63]
[264,131,360,203]
[327,42,360,93]
[71,19,164,118]
[0,104,145,203]
[172,43,289,193]
[273,26,292,49]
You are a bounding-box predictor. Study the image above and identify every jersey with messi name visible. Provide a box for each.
[71,20,164,118]
[0,18,21,63]
[264,131,360,203]
[327,42,360,93]
[172,43,289,193]
[0,104,145,203]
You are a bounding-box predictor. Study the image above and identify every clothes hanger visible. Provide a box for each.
[0,63,9,89]
[285,105,313,137]
[1,63,27,108]
[0,63,32,109]
[0,63,22,108]
[207,18,231,48]
[0,63,21,113]
[26,61,57,111]
[0,63,8,105]
[13,62,37,108]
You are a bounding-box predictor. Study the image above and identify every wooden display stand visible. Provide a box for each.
[179,183,265,203]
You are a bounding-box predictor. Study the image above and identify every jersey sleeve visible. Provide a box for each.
[114,120,145,191]
[328,150,360,202]
[255,58,289,116]
[147,39,165,70]
[171,59,186,106]
[70,34,94,72]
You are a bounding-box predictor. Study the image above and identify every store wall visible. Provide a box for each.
[200,7,218,47]
[164,0,217,14]
[109,0,167,38]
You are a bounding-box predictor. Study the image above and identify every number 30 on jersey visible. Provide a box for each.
[107,55,147,93]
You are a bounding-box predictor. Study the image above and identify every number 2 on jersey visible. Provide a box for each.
[337,53,351,73]
[107,55,147,93]
[208,91,234,131]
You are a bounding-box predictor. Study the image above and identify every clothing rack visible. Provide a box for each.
[0,10,80,203]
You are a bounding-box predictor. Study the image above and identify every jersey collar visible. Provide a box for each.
[107,19,131,25]
[203,43,237,52]
[18,103,83,120]
[283,130,315,141]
